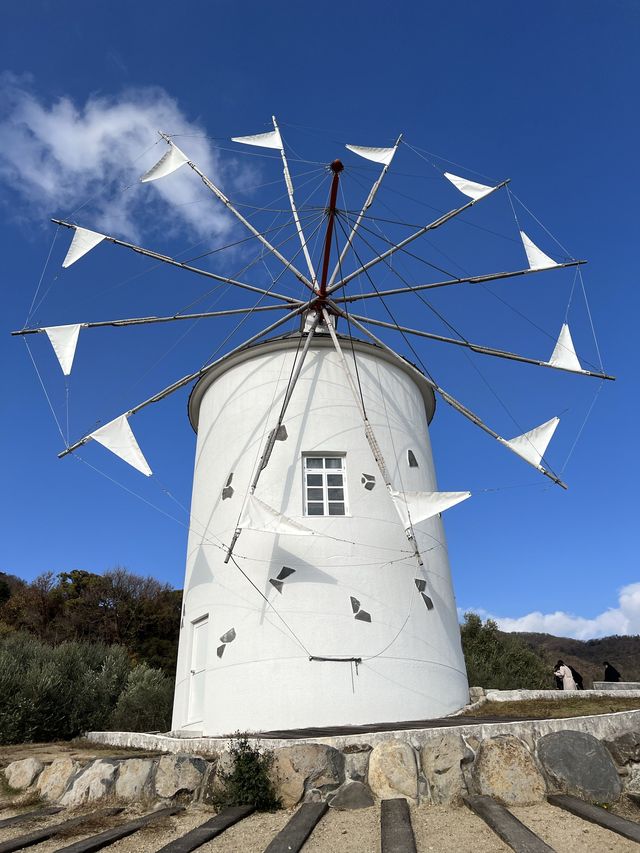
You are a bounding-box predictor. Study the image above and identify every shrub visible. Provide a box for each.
[0,632,171,744]
[109,664,173,732]
[212,736,281,811]
[461,612,551,689]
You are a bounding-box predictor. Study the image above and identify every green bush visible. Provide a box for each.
[109,664,173,732]
[212,736,281,811]
[0,632,171,744]
[461,612,551,690]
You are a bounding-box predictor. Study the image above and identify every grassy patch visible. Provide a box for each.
[464,696,640,719]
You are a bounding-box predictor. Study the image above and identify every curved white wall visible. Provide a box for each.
[172,335,468,735]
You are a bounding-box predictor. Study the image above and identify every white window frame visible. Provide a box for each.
[303,454,348,517]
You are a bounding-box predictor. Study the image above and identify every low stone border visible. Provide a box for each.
[5,709,640,812]
[484,688,640,702]
[85,707,640,754]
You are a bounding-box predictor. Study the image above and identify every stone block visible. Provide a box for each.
[344,749,370,783]
[368,739,418,803]
[328,780,374,809]
[37,757,81,801]
[420,733,468,805]
[60,760,118,806]
[115,759,155,801]
[603,731,640,766]
[470,735,546,805]
[4,758,43,790]
[537,730,622,802]
[154,754,206,799]
[270,744,345,808]
[469,686,486,703]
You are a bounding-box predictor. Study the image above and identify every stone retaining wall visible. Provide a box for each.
[4,709,640,811]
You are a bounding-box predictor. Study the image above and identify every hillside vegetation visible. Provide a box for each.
[0,569,637,743]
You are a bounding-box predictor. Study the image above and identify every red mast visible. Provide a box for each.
[317,159,344,305]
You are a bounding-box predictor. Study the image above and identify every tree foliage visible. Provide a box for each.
[461,612,552,689]
[0,632,173,744]
[0,568,181,674]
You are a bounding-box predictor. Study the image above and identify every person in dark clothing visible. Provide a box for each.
[554,660,563,689]
[603,661,621,682]
[569,665,584,689]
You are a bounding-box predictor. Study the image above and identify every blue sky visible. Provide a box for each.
[2,0,638,639]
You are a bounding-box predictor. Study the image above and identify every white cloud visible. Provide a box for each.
[0,74,252,243]
[461,582,640,640]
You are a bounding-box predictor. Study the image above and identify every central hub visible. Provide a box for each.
[330,159,344,174]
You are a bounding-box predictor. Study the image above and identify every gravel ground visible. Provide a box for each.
[0,800,637,852]
[511,802,639,853]
[412,803,510,852]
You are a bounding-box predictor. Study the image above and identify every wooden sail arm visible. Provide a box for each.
[51,218,299,305]
[57,298,316,459]
[325,179,510,295]
[160,134,316,293]
[326,134,402,289]
[273,115,316,284]
[331,260,587,304]
[11,303,297,337]
[325,298,568,489]
[350,314,615,381]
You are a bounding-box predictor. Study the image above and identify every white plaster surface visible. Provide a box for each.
[172,336,468,735]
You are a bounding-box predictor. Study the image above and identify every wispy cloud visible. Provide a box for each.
[461,582,640,640]
[0,74,251,243]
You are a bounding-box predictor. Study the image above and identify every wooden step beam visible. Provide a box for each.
[0,807,63,829]
[381,798,417,853]
[548,793,640,843]
[54,806,184,852]
[263,802,328,853]
[464,795,556,853]
[155,805,254,852]
[0,807,122,853]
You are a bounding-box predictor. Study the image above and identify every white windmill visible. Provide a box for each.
[14,117,614,735]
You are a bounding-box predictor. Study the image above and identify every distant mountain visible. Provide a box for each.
[511,631,640,688]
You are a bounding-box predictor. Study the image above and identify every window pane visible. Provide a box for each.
[328,488,344,501]
[408,450,419,468]
[307,488,324,501]
[328,502,345,515]
[327,474,343,486]
[325,457,343,469]
[306,457,323,469]
[307,502,324,515]
[306,474,322,486]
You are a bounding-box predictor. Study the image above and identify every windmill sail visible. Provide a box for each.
[389,489,471,530]
[444,172,495,200]
[239,494,314,535]
[231,129,283,150]
[140,143,189,183]
[345,144,396,166]
[44,324,81,376]
[520,231,558,270]
[62,227,106,268]
[547,323,583,372]
[89,415,152,476]
[501,417,559,468]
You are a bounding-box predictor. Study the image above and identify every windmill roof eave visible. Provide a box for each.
[187,331,436,432]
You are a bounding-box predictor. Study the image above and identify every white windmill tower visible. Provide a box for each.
[14,118,614,735]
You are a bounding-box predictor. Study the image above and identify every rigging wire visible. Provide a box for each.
[560,381,605,474]
[402,138,500,185]
[335,212,564,477]
[25,226,60,326]
[23,339,67,445]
